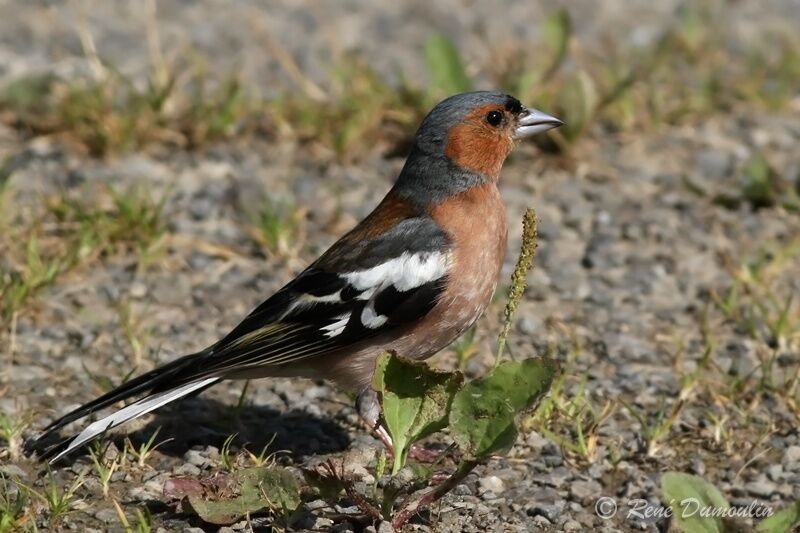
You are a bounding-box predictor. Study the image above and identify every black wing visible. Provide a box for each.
[167,215,453,381]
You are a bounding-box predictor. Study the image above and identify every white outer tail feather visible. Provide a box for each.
[49,377,219,464]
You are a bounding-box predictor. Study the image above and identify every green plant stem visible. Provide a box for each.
[392,459,479,529]
[496,208,538,366]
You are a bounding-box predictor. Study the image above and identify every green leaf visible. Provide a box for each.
[541,9,572,78]
[373,353,463,475]
[558,71,598,142]
[449,358,558,460]
[424,34,472,95]
[740,154,778,209]
[258,467,301,514]
[661,472,730,533]
[186,466,300,525]
[758,502,800,533]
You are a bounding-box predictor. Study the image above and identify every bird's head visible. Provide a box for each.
[411,91,562,182]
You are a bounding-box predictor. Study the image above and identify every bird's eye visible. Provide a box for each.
[485,110,503,127]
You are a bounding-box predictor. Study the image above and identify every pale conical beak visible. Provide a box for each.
[514,107,564,139]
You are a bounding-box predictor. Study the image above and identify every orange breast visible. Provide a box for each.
[406,183,508,356]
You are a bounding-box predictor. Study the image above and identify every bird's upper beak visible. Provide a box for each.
[514,107,564,139]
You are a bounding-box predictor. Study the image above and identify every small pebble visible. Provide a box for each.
[479,475,505,495]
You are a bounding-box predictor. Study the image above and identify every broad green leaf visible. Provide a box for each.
[541,9,571,77]
[424,34,472,95]
[373,353,463,474]
[449,358,558,460]
[758,502,800,533]
[558,71,598,142]
[186,466,300,525]
[258,467,301,514]
[740,154,777,209]
[661,472,730,533]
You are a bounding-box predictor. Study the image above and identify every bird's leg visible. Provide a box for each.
[356,388,443,464]
[356,387,394,455]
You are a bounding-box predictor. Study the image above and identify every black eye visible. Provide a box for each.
[485,110,503,127]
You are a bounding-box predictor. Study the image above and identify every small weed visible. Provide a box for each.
[0,158,14,228]
[47,184,169,262]
[247,198,306,258]
[714,154,800,213]
[0,236,63,320]
[0,411,29,461]
[123,427,168,468]
[266,55,427,158]
[1,184,171,320]
[626,398,688,458]
[112,497,152,533]
[220,433,239,471]
[0,474,31,533]
[89,441,124,499]
[531,365,614,462]
[242,435,278,469]
[117,300,153,368]
[17,469,85,526]
[0,67,247,156]
[712,238,800,394]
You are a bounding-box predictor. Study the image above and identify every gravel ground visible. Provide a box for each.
[1,1,799,532]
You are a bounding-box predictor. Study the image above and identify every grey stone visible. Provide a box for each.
[746,480,776,498]
[0,464,27,479]
[377,522,394,533]
[570,480,603,502]
[479,475,505,495]
[173,463,201,477]
[94,509,121,523]
[527,501,565,522]
[184,449,212,468]
[783,445,800,469]
[696,150,732,178]
[766,464,784,481]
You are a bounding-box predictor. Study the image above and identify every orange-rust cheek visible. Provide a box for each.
[443,123,512,180]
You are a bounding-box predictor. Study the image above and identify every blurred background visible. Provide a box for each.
[0,0,798,531]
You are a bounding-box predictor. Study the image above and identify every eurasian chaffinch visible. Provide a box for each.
[26,91,562,463]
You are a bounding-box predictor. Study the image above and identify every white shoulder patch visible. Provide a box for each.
[343,251,450,294]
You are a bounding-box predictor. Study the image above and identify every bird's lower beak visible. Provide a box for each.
[514,107,564,139]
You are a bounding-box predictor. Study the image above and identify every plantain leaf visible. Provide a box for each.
[185,466,300,525]
[758,502,800,533]
[373,353,463,475]
[661,472,730,533]
[541,9,572,78]
[425,34,472,95]
[740,154,778,209]
[449,358,558,460]
[558,71,598,142]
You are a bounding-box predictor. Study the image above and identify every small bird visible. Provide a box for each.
[26,91,562,463]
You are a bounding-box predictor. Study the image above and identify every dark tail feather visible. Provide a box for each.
[24,351,214,462]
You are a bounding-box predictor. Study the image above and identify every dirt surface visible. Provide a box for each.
[1,1,799,532]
